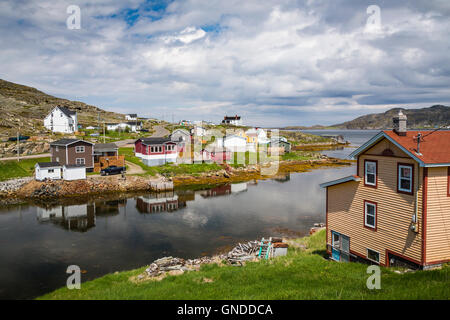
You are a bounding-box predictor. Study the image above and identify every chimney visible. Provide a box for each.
[393,110,407,136]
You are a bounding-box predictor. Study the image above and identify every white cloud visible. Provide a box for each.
[0,0,449,126]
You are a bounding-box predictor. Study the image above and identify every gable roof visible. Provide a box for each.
[94,143,118,153]
[50,139,93,146]
[137,137,173,145]
[56,106,76,117]
[349,130,450,167]
[223,115,241,120]
[225,134,246,140]
[171,129,191,136]
[320,175,361,188]
[36,162,61,168]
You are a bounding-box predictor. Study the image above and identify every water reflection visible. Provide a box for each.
[0,167,354,299]
[136,192,186,213]
[37,204,96,232]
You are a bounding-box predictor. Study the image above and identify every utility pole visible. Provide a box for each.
[103,121,106,143]
[17,130,20,162]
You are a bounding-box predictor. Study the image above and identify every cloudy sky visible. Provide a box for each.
[0,0,449,126]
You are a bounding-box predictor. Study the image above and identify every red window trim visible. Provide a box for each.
[447,167,450,197]
[363,200,377,231]
[397,162,414,195]
[364,159,378,188]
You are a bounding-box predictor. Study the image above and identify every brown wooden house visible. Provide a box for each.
[93,143,125,172]
[50,139,94,170]
[320,112,450,269]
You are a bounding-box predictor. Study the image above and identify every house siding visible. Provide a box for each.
[67,142,94,168]
[327,139,423,266]
[425,166,450,264]
[51,146,67,164]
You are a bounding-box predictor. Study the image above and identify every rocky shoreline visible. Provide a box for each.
[0,158,352,203]
[133,240,265,282]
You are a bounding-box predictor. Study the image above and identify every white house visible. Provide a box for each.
[125,114,137,121]
[62,165,86,181]
[35,162,62,181]
[106,122,142,132]
[44,106,78,133]
[222,115,242,126]
[216,135,247,152]
[191,126,207,137]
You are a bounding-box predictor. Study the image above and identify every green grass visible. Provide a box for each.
[0,157,50,181]
[281,151,319,161]
[119,147,222,176]
[38,230,449,300]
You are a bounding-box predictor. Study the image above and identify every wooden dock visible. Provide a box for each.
[150,181,174,192]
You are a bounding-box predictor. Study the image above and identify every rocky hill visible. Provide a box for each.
[282,105,450,130]
[331,105,450,129]
[0,79,124,137]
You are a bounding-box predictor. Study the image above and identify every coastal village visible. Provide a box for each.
[1,104,344,195]
[1,105,449,272]
[0,96,449,301]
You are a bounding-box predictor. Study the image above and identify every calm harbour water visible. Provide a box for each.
[0,130,377,299]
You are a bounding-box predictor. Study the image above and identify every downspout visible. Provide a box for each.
[412,163,420,233]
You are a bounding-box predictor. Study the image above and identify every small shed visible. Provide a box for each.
[62,164,86,181]
[35,162,62,181]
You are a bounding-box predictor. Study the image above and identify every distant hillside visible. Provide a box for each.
[0,79,124,136]
[331,105,450,130]
[282,105,450,130]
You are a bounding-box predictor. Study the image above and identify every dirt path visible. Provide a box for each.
[125,160,145,174]
[0,153,51,161]
[151,125,170,137]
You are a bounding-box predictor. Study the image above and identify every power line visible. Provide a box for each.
[420,124,450,139]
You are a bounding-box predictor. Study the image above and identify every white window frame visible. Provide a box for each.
[364,160,377,186]
[75,146,85,153]
[76,158,85,165]
[398,164,413,193]
[364,201,377,229]
[55,146,59,152]
[367,248,380,264]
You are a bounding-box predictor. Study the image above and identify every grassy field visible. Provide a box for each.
[119,147,222,176]
[38,230,449,300]
[120,147,320,174]
[0,157,50,181]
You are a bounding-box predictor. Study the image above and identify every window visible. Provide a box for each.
[398,164,413,194]
[151,146,154,153]
[56,157,59,163]
[364,201,377,230]
[76,158,85,165]
[55,146,59,152]
[332,232,340,249]
[48,169,54,173]
[159,146,162,152]
[75,146,85,153]
[364,160,377,187]
[367,249,380,264]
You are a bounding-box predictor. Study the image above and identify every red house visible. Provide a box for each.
[202,145,231,163]
[135,137,178,166]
